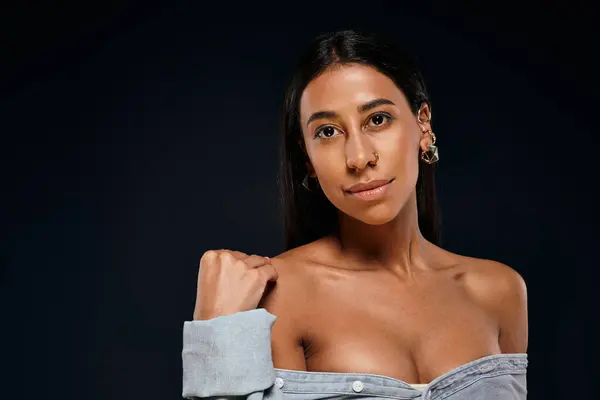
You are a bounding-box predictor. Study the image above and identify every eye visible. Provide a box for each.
[314,125,340,140]
[367,112,394,128]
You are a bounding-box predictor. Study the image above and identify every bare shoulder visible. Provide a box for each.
[255,242,325,370]
[456,255,528,310]
[449,253,528,353]
[257,240,322,318]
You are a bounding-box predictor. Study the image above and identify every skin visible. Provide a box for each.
[258,63,528,384]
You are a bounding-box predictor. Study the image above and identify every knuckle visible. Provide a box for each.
[233,251,249,259]
[200,250,218,264]
[218,251,234,263]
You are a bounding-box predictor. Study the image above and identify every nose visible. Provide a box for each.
[345,130,375,171]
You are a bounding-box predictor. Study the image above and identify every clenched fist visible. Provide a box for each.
[193,250,279,320]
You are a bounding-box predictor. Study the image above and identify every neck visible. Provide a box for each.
[332,191,431,276]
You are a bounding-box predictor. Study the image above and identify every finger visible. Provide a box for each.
[228,250,249,259]
[243,254,271,269]
[256,263,279,282]
[243,253,270,263]
[199,250,219,267]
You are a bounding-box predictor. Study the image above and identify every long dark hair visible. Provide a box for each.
[278,30,440,251]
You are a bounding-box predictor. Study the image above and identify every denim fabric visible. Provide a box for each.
[182,308,527,399]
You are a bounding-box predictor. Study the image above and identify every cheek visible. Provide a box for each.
[311,153,344,191]
[400,140,420,179]
[305,149,347,208]
[304,144,339,180]
[390,145,420,202]
[384,126,420,174]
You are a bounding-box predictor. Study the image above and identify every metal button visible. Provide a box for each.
[352,380,364,392]
[275,377,284,389]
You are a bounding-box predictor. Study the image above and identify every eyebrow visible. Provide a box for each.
[306,98,396,126]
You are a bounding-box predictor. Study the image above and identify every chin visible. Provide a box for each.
[344,203,401,226]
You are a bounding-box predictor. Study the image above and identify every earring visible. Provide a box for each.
[302,175,311,191]
[302,175,319,191]
[421,130,439,164]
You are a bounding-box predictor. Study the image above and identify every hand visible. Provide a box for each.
[193,250,278,320]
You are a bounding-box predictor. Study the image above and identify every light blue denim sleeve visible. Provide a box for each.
[182,308,284,399]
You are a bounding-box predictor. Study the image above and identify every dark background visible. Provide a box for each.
[1,1,597,399]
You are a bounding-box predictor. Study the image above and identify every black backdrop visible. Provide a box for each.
[2,2,598,399]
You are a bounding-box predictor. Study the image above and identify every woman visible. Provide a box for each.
[182,30,528,399]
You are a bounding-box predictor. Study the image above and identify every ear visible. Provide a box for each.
[416,102,434,151]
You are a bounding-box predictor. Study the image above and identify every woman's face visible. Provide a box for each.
[299,63,432,225]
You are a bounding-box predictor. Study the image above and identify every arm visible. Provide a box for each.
[495,266,528,353]
[182,257,307,399]
[465,260,529,354]
[258,257,308,371]
[182,308,285,399]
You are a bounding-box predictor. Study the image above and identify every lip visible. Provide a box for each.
[345,178,394,201]
[345,178,394,193]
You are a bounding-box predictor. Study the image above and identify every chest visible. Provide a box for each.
[300,269,501,383]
